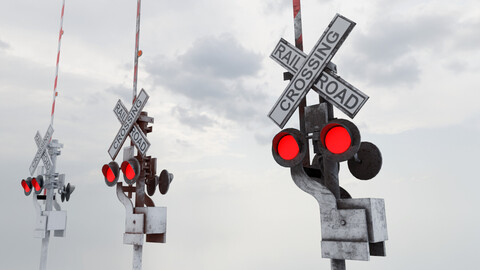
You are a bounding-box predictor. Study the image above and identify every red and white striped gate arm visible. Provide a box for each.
[293,0,303,51]
[50,0,66,126]
[132,0,142,104]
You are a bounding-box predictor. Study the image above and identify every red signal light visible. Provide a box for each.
[272,128,307,167]
[324,126,352,154]
[21,178,33,196]
[319,119,361,162]
[102,161,120,187]
[123,163,135,180]
[121,158,141,185]
[31,175,44,195]
[277,135,299,160]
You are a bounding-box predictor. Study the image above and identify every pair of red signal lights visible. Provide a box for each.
[21,176,44,196]
[102,158,141,187]
[272,119,382,180]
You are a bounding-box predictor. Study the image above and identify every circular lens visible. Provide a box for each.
[277,135,299,160]
[325,126,351,154]
[106,167,116,182]
[125,163,135,180]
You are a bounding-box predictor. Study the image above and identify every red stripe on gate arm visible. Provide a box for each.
[51,100,56,116]
[293,0,300,17]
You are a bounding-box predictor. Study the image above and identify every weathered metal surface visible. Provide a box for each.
[132,244,143,270]
[124,233,144,246]
[270,38,368,119]
[337,198,388,243]
[369,241,386,256]
[305,103,328,134]
[45,210,67,231]
[135,207,167,234]
[125,214,144,234]
[268,14,356,128]
[321,209,368,242]
[321,241,370,261]
[34,215,47,239]
[331,259,346,270]
[108,89,149,160]
[290,164,336,212]
[347,142,382,180]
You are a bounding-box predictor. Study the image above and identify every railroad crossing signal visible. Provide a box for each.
[268,14,356,128]
[269,13,387,267]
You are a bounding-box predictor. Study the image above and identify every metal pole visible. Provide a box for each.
[132,3,144,270]
[50,0,66,127]
[132,245,143,270]
[132,0,142,103]
[292,0,310,167]
[39,141,58,270]
[331,259,346,270]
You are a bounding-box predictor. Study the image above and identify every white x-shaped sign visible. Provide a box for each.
[29,125,54,175]
[270,38,368,120]
[108,89,149,160]
[113,99,151,157]
[268,14,356,128]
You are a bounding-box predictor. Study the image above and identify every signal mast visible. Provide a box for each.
[19,1,75,270]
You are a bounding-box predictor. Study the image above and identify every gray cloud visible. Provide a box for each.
[180,34,261,79]
[172,106,217,131]
[339,13,472,87]
[0,39,9,50]
[146,34,268,128]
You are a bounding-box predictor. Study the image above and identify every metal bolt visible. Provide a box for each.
[340,220,346,226]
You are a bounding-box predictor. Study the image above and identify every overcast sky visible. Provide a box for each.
[1,0,480,269]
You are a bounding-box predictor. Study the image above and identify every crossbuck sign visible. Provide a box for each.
[268,14,362,128]
[29,124,54,175]
[108,89,150,160]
